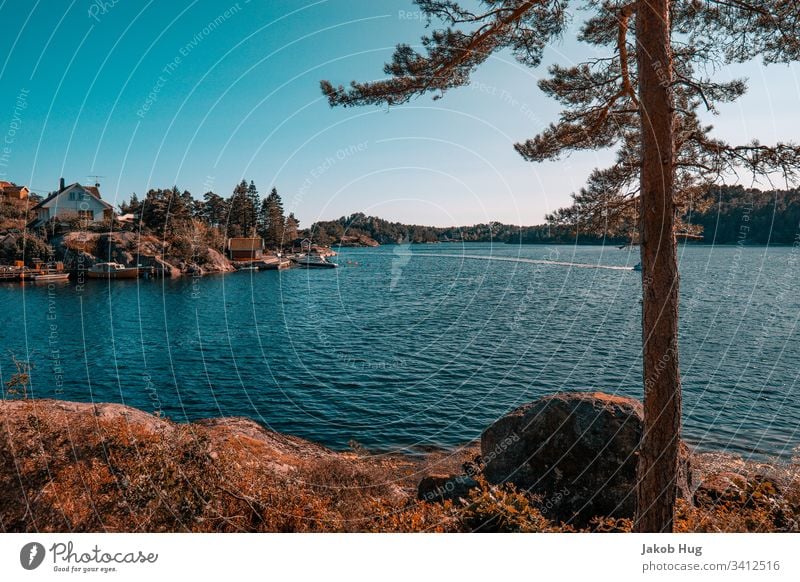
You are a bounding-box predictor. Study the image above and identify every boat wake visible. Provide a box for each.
[394,252,635,271]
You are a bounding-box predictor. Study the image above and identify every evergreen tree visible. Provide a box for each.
[247,180,260,214]
[140,187,192,235]
[140,189,164,233]
[263,187,286,248]
[119,193,141,216]
[202,191,229,229]
[284,212,300,243]
[257,197,269,240]
[321,0,800,532]
[228,179,257,237]
[177,188,194,220]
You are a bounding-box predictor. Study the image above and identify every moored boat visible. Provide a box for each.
[257,257,291,270]
[87,262,140,279]
[24,260,67,282]
[32,272,70,282]
[291,253,338,269]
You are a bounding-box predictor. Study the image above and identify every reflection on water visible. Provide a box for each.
[2,243,798,459]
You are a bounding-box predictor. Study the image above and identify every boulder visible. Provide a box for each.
[202,248,235,273]
[481,391,691,525]
[417,474,478,503]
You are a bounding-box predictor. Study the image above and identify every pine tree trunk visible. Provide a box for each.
[634,0,681,533]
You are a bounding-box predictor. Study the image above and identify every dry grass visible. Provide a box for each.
[2,399,800,532]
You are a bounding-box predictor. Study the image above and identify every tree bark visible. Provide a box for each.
[634,0,682,533]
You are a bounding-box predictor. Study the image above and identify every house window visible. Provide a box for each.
[69,192,76,200]
[78,210,94,221]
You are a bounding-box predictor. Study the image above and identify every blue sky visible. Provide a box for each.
[0,0,798,227]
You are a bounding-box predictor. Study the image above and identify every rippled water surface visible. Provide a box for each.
[2,243,799,459]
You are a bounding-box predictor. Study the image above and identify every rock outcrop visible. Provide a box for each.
[417,474,478,503]
[54,230,235,275]
[480,391,692,525]
[339,234,379,247]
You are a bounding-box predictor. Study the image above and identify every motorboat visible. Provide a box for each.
[291,253,338,269]
[32,272,70,282]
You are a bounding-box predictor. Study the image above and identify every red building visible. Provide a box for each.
[227,237,264,261]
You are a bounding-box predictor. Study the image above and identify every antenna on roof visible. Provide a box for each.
[87,175,105,187]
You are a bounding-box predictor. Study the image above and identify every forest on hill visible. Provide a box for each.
[308,187,800,246]
[688,186,800,244]
[307,212,628,245]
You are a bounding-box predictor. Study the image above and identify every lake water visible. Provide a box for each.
[2,243,799,459]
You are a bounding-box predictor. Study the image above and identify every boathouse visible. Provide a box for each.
[227,237,264,261]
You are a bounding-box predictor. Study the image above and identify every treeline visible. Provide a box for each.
[687,186,800,244]
[526,186,800,245]
[306,187,800,247]
[120,180,300,248]
[307,213,621,245]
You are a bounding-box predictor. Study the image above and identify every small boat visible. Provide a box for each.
[25,261,67,282]
[633,263,642,272]
[291,254,338,269]
[257,258,291,270]
[32,272,70,282]
[87,262,141,279]
[236,265,259,272]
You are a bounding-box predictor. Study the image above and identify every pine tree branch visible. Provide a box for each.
[320,0,556,107]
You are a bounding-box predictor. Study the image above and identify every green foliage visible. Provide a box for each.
[140,187,193,235]
[228,180,257,237]
[200,192,229,229]
[260,187,286,248]
[689,186,800,244]
[307,212,623,245]
[118,192,142,216]
[284,212,300,243]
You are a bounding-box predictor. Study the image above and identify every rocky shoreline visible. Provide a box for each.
[1,393,798,532]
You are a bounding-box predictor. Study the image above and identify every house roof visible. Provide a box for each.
[1,185,28,195]
[0,181,28,194]
[31,183,113,210]
[228,237,264,251]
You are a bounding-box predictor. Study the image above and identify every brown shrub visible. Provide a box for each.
[3,400,800,533]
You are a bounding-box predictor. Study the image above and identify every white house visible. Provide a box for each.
[28,179,114,228]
